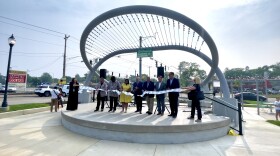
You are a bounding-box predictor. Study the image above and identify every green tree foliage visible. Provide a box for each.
[224,62,280,79]
[178,61,206,86]
[40,72,52,83]
[0,73,5,84]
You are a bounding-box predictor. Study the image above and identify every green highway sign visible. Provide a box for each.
[137,48,153,58]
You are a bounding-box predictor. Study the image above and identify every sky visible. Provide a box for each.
[0,0,279,79]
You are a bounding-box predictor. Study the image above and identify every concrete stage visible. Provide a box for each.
[61,103,230,144]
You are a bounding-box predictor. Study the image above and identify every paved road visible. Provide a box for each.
[0,94,59,105]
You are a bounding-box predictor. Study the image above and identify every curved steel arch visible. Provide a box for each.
[80,5,230,98]
[84,46,230,98]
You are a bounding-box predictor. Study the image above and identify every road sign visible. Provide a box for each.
[137,48,153,58]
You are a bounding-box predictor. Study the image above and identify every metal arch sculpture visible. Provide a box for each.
[80,5,230,98]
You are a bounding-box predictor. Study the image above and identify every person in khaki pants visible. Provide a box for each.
[50,87,60,112]
[143,76,155,115]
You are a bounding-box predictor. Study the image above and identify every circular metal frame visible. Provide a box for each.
[80,5,230,97]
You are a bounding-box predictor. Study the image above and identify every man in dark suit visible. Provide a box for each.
[155,75,166,115]
[143,76,155,115]
[166,72,180,118]
[133,77,143,114]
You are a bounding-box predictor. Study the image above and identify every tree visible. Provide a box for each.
[40,72,52,84]
[75,74,85,83]
[178,61,206,86]
[0,73,5,84]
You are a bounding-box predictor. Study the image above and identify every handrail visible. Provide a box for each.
[205,96,242,135]
[205,96,238,111]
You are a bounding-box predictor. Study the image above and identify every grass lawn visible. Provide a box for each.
[267,95,280,99]
[0,103,49,113]
[267,120,280,127]
[242,100,275,109]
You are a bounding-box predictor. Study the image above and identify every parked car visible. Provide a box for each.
[34,85,53,97]
[267,89,279,94]
[0,85,17,93]
[61,84,69,97]
[61,84,91,97]
[252,89,263,94]
[234,92,267,102]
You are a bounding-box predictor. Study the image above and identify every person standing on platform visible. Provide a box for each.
[66,78,79,111]
[133,76,143,114]
[155,75,166,115]
[143,76,155,115]
[166,72,180,118]
[185,77,203,122]
[108,76,121,112]
[94,77,107,112]
[120,79,131,113]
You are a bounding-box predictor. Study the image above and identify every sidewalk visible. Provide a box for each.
[0,104,279,156]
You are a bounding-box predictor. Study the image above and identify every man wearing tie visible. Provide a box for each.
[133,77,143,114]
[166,72,180,118]
[155,75,166,115]
[143,76,155,115]
[94,77,108,112]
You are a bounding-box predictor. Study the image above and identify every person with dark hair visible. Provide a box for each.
[155,75,166,115]
[58,87,64,109]
[120,79,131,113]
[108,76,121,112]
[94,77,107,112]
[50,86,60,112]
[166,72,180,118]
[66,78,79,111]
[133,77,143,114]
[143,76,155,115]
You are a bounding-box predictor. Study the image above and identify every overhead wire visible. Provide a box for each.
[0,15,65,35]
[28,56,63,72]
[0,20,63,38]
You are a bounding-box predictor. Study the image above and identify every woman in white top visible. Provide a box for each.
[274,97,280,120]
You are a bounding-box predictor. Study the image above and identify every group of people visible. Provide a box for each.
[50,78,79,112]
[50,86,67,112]
[92,72,203,121]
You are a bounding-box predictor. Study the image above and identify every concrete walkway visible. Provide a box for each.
[0,105,279,156]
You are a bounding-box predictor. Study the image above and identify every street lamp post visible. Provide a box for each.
[1,34,16,111]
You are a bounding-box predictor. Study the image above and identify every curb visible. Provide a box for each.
[0,107,50,119]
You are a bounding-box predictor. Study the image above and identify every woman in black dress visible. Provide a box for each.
[66,78,79,110]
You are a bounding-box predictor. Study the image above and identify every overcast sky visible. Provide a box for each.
[0,0,279,79]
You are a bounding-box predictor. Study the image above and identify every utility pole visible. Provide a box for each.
[63,34,70,78]
[139,36,142,79]
[148,66,151,77]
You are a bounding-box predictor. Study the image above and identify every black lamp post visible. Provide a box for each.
[1,34,16,110]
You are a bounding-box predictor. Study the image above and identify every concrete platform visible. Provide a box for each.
[61,104,230,144]
[1,106,280,155]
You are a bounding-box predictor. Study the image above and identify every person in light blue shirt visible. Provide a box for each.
[274,97,280,120]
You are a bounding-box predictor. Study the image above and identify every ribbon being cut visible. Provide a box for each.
[82,86,185,97]
[139,88,184,97]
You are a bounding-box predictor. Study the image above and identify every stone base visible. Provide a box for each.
[61,103,230,144]
[0,106,10,112]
